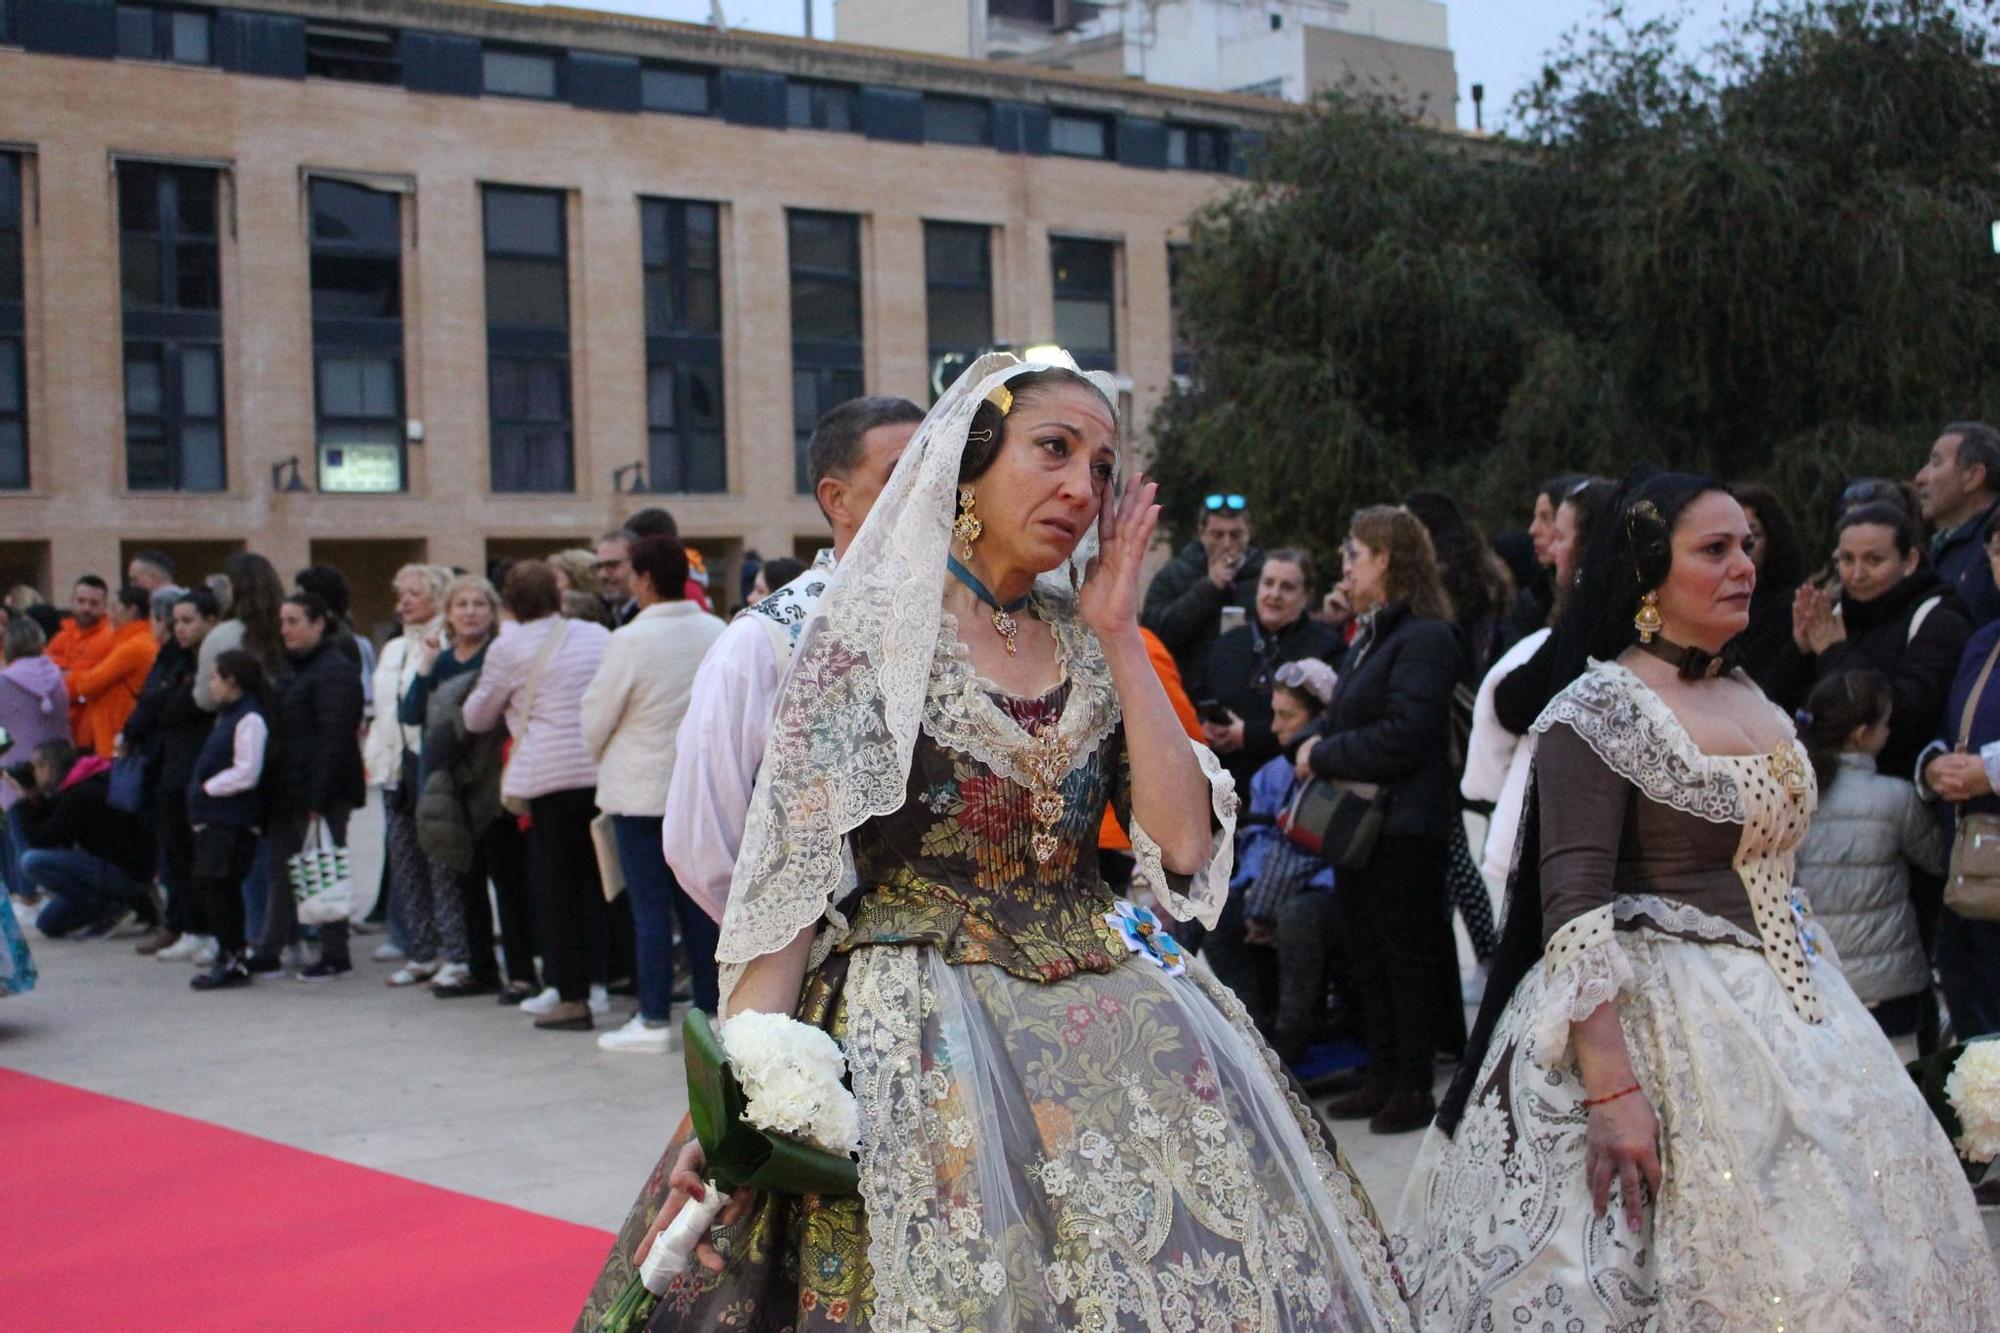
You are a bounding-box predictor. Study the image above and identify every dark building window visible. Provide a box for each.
[642,63,711,115]
[483,186,571,492]
[788,210,862,492]
[0,153,24,488]
[1168,243,1195,378]
[309,179,404,492]
[923,221,991,398]
[118,161,224,491]
[483,46,557,99]
[116,5,212,64]
[787,80,856,132]
[641,198,724,494]
[305,22,399,83]
[1051,236,1116,373]
[1050,111,1111,159]
[922,96,991,146]
[1167,123,1230,172]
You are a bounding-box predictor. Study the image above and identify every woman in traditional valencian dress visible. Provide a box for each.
[579,352,1413,1331]
[1394,473,2000,1330]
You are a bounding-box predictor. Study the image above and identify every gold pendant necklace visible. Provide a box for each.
[991,607,1020,654]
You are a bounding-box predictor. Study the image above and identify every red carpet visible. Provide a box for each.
[0,1068,615,1330]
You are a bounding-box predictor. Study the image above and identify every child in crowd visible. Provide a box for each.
[1794,669,1942,1037]
[188,650,271,992]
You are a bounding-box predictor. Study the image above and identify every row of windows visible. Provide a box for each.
[2,154,1154,497]
[0,0,1242,171]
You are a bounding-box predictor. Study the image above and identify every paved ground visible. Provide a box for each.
[0,795,1431,1233]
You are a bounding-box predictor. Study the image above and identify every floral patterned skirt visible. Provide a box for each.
[1390,927,2000,1332]
[574,946,1413,1332]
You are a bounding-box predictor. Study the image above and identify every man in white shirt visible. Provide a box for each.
[664,396,923,924]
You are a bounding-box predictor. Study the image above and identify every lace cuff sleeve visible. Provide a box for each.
[1128,738,1239,930]
[1528,903,1635,1070]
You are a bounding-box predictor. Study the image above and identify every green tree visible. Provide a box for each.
[1152,0,2000,566]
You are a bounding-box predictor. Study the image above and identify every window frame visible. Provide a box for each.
[482,185,573,494]
[115,4,213,65]
[1049,110,1113,160]
[1050,235,1118,374]
[921,95,992,147]
[308,177,406,493]
[641,62,714,116]
[0,153,23,488]
[481,44,561,101]
[922,220,993,396]
[787,209,864,493]
[786,79,858,133]
[117,161,226,493]
[304,22,401,84]
[641,197,726,495]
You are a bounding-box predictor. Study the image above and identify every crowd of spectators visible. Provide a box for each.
[1151,420,2000,1133]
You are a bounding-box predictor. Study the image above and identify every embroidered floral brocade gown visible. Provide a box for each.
[577,613,1411,1333]
[1392,662,2000,1331]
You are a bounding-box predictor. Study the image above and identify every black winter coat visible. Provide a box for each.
[120,639,208,797]
[269,638,366,817]
[1769,568,1973,781]
[1141,540,1266,700]
[1305,602,1463,841]
[1933,502,2000,630]
[1208,614,1345,798]
[17,763,156,882]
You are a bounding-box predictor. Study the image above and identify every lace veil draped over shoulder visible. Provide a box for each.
[715,351,1224,1009]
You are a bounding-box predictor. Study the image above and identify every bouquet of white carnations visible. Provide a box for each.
[1907,1035,2000,1184]
[598,1010,860,1332]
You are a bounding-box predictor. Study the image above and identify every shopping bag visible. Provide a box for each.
[590,811,626,903]
[289,817,355,926]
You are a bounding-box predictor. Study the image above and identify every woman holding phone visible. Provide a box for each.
[1202,548,1344,801]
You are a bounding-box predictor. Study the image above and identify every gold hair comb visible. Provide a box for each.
[986,384,1013,416]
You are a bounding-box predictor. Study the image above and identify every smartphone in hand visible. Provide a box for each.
[1219,605,1247,635]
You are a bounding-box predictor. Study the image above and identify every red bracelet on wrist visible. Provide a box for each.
[1581,1082,1642,1109]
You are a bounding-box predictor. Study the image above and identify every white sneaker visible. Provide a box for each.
[370,941,406,963]
[589,984,611,1016]
[430,962,472,989]
[519,985,562,1016]
[12,896,41,930]
[193,938,219,966]
[156,933,203,962]
[597,1014,679,1054]
[386,959,441,987]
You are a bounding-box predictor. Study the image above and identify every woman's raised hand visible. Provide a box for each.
[1078,470,1161,638]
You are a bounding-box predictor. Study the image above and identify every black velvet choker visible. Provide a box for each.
[1637,634,1736,681]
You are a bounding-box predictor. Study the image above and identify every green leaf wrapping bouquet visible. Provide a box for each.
[1907,1034,2000,1186]
[598,1010,860,1332]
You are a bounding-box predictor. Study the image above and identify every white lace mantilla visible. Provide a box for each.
[1534,661,1825,1027]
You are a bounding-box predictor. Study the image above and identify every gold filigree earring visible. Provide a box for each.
[1634,591,1663,643]
[954,486,984,560]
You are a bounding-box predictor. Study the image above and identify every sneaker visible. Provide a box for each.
[155,933,206,963]
[192,938,219,966]
[11,894,42,930]
[370,941,406,963]
[533,1000,594,1031]
[75,907,136,940]
[245,952,285,976]
[519,985,562,1016]
[298,957,353,982]
[191,957,252,991]
[597,1014,680,1054]
[430,966,499,999]
[386,959,441,987]
[588,983,611,1016]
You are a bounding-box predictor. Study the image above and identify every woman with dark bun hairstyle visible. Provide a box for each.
[1394,472,1999,1329]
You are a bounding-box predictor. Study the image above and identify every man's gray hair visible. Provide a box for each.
[1944,422,2000,493]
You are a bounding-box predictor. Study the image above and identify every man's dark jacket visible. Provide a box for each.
[268,637,366,818]
[1141,540,1265,699]
[1933,500,2000,630]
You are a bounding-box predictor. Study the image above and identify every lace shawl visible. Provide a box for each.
[714,351,1232,1011]
[1523,661,1825,1054]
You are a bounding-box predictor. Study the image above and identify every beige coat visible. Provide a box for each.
[581,601,728,817]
